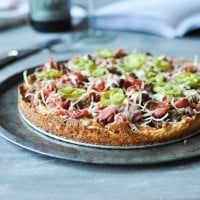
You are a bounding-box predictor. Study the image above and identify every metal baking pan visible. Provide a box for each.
[1,67,200,165]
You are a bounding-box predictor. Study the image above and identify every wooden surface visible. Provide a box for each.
[1,23,200,200]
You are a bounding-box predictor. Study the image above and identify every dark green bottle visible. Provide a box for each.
[29,0,72,32]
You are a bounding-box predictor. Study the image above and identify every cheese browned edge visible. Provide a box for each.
[18,84,200,146]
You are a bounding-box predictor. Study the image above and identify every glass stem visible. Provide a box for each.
[87,0,95,32]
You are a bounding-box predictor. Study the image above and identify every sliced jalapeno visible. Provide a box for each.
[58,87,86,99]
[145,70,165,84]
[36,69,62,80]
[96,49,115,58]
[120,53,146,72]
[100,88,125,106]
[175,72,200,88]
[87,65,107,77]
[153,83,183,97]
[152,58,171,71]
[72,57,94,70]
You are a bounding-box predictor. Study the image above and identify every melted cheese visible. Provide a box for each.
[22,50,200,128]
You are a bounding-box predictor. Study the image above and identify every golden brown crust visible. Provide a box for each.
[18,84,200,146]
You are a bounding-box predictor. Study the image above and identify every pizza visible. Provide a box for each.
[18,49,200,146]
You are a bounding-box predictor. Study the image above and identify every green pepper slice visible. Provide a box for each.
[87,65,107,77]
[145,70,165,84]
[100,88,125,106]
[152,58,171,71]
[58,87,86,99]
[72,57,94,71]
[96,49,115,58]
[153,83,183,97]
[175,72,200,89]
[36,69,62,80]
[120,53,146,72]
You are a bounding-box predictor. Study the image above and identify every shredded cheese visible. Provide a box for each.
[22,50,200,128]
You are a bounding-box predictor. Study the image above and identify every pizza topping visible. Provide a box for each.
[68,108,89,119]
[72,56,93,71]
[175,72,200,89]
[123,78,142,90]
[152,57,171,71]
[114,48,125,58]
[145,70,165,84]
[36,69,62,80]
[23,70,29,87]
[100,88,125,107]
[96,49,115,59]
[113,113,127,124]
[46,59,63,70]
[91,79,105,92]
[58,87,86,100]
[22,49,200,128]
[120,53,146,72]
[42,81,57,97]
[46,93,67,111]
[150,102,171,118]
[87,64,107,77]
[153,83,183,97]
[174,98,190,108]
[96,107,116,123]
[68,71,88,85]
[184,65,197,73]
[132,111,143,123]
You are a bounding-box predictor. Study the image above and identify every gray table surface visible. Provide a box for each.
[1,24,200,200]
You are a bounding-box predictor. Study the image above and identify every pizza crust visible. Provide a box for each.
[18,84,200,146]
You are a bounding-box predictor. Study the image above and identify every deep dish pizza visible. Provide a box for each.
[18,49,200,146]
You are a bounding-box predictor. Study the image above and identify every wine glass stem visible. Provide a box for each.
[87,0,95,32]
